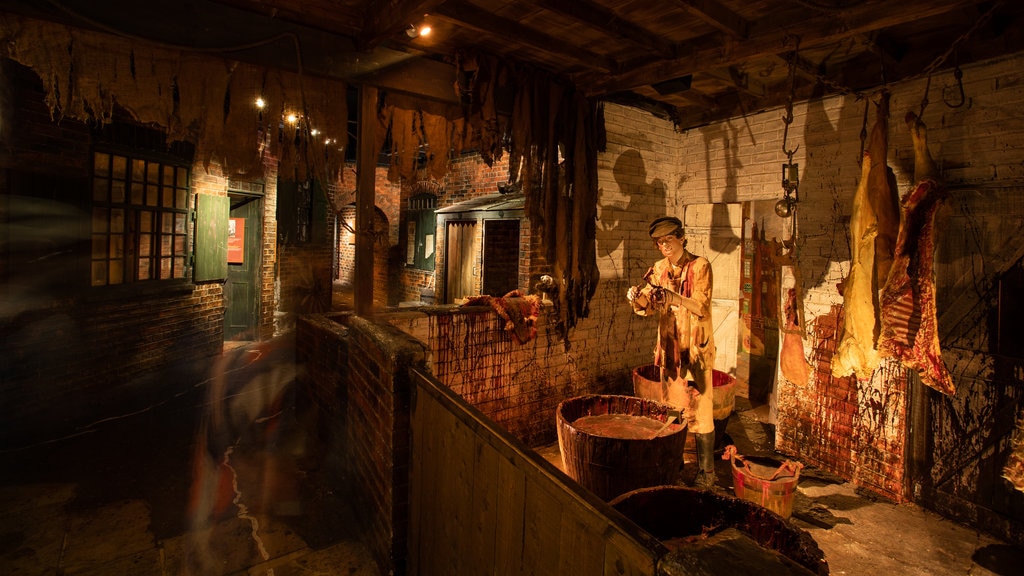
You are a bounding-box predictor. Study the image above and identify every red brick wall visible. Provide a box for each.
[335,203,390,309]
[339,314,423,576]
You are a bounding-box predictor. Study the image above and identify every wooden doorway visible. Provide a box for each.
[224,193,262,340]
[445,220,476,303]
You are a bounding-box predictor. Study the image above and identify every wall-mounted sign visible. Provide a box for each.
[227,218,245,264]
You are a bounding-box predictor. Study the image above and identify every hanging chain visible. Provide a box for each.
[781,36,801,166]
[858,97,869,166]
[918,73,932,118]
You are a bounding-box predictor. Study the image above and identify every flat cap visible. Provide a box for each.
[648,216,683,238]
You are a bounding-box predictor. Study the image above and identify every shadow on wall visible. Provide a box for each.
[699,120,744,255]
[598,149,667,285]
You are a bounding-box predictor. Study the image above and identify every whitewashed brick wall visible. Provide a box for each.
[595,50,1024,499]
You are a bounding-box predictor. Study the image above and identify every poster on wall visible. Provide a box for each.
[227,218,245,264]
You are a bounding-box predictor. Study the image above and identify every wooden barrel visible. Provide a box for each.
[610,485,829,575]
[631,364,664,402]
[633,364,737,419]
[556,394,686,501]
[712,369,736,420]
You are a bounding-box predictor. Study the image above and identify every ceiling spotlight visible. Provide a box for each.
[254,97,266,109]
[406,24,419,38]
[419,24,432,37]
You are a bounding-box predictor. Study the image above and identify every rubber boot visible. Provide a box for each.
[694,432,717,489]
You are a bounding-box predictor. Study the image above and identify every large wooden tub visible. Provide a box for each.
[556,394,686,501]
[610,485,829,575]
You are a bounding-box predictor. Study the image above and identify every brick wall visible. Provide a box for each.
[382,301,627,448]
[340,314,424,576]
[336,203,391,308]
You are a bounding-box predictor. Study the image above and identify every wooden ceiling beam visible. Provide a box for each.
[703,66,766,98]
[537,0,677,58]
[668,0,748,39]
[433,0,617,72]
[590,0,983,96]
[353,55,460,105]
[673,75,823,131]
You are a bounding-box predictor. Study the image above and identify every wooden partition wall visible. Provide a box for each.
[407,367,664,576]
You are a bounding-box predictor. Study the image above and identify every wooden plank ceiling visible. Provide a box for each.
[6,0,1024,130]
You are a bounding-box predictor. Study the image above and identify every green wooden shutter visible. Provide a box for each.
[313,181,328,244]
[194,194,229,282]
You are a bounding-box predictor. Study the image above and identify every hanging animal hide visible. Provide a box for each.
[832,91,897,381]
[877,112,955,395]
[463,290,542,345]
[781,287,809,387]
[455,49,604,345]
[0,14,348,184]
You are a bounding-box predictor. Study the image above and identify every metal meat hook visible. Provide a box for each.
[944,65,965,108]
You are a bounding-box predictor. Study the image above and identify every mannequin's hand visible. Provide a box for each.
[627,285,650,308]
[626,286,639,302]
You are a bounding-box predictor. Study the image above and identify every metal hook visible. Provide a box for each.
[782,114,800,158]
[944,66,965,108]
[918,74,931,118]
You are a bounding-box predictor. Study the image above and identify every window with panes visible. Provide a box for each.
[406,193,436,271]
[91,152,190,285]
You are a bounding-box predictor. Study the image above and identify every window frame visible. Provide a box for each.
[407,193,437,271]
[90,148,192,287]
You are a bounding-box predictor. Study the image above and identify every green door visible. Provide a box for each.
[224,195,262,340]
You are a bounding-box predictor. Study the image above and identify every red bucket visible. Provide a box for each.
[724,446,802,519]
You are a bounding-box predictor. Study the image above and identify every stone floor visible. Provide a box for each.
[2,322,1022,575]
[537,396,1023,576]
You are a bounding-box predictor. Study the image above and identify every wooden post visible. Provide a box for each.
[355,84,377,315]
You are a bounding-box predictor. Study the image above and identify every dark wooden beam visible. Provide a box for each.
[703,66,766,98]
[355,84,378,316]
[538,0,677,58]
[433,0,617,72]
[669,0,748,39]
[591,0,983,96]
[353,56,459,105]
[671,74,823,131]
